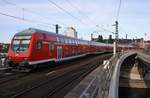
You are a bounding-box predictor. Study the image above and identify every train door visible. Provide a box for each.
[57,46,62,60]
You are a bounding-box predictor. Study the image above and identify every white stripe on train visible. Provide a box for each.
[28,52,105,65]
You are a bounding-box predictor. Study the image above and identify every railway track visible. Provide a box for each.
[0,54,99,84]
[0,53,112,98]
[0,72,28,85]
[46,60,98,98]
[9,53,111,98]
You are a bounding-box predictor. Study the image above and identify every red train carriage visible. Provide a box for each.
[7,28,91,69]
[7,28,134,70]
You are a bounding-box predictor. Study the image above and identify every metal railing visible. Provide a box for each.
[79,54,120,98]
[97,54,120,98]
[108,52,136,98]
[72,52,137,98]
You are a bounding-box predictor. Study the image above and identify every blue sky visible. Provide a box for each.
[0,0,150,43]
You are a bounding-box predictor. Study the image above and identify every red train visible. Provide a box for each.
[7,28,134,70]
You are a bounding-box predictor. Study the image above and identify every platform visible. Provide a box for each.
[64,64,101,98]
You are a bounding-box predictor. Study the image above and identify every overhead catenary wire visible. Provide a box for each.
[1,0,65,26]
[1,0,114,35]
[116,0,122,21]
[48,0,114,33]
[0,11,54,28]
[64,0,96,25]
[47,0,93,28]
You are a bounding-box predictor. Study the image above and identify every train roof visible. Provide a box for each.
[15,28,90,42]
[14,28,135,47]
[15,28,82,39]
[15,28,56,36]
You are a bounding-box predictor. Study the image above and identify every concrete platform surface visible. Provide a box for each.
[64,65,101,98]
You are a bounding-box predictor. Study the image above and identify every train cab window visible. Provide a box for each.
[36,41,42,49]
[12,35,31,52]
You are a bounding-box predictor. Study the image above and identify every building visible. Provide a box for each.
[64,27,78,38]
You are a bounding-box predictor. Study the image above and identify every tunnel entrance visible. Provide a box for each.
[119,54,150,98]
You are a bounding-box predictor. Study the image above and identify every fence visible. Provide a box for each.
[79,54,120,98]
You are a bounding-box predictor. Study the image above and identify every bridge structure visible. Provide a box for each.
[65,51,150,98]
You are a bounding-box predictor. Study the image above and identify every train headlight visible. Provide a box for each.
[23,57,28,61]
[8,57,11,59]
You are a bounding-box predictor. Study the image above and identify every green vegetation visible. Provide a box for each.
[1,44,9,53]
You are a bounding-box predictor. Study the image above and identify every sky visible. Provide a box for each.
[0,0,150,43]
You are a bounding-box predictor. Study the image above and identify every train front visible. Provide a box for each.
[7,32,33,70]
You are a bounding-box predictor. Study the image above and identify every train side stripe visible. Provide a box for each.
[29,58,56,65]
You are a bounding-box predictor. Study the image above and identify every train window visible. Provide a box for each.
[64,38,66,44]
[57,37,59,42]
[64,38,66,43]
[61,38,64,43]
[71,39,73,44]
[36,41,42,49]
[68,39,70,44]
[65,38,67,44]
[77,40,78,44]
[60,38,65,43]
[65,39,68,44]
[49,43,54,51]
[74,40,76,44]
[59,38,61,43]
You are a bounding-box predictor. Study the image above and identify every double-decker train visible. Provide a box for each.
[7,28,134,70]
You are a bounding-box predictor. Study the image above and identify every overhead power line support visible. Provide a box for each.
[55,24,61,34]
[115,21,119,41]
[113,21,119,56]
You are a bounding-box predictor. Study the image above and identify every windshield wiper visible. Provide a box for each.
[16,46,20,53]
